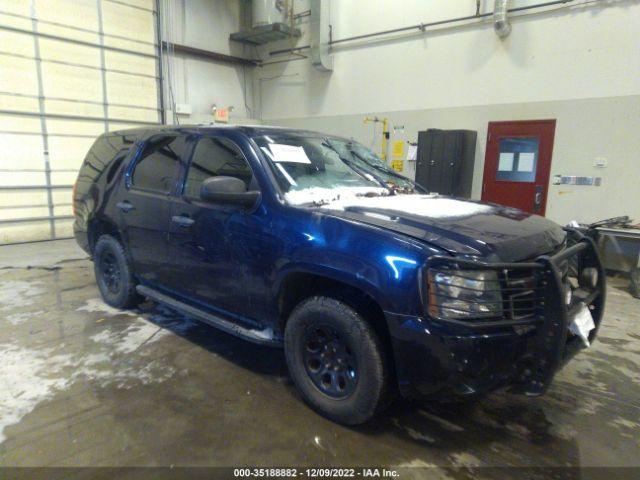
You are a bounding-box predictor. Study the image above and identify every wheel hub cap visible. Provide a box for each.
[302,326,358,399]
[100,251,121,294]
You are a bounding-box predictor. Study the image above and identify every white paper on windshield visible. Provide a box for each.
[269,144,311,164]
[261,147,299,186]
[518,152,535,172]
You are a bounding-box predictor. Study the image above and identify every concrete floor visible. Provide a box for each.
[0,239,638,473]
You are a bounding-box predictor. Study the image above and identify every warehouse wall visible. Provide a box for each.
[258,0,640,225]
[0,0,160,244]
[162,0,257,124]
[272,96,640,226]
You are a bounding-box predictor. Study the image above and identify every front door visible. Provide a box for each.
[166,134,258,322]
[481,120,556,215]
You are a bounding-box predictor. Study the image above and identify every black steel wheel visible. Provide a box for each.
[99,250,121,294]
[93,234,141,309]
[302,325,358,399]
[284,296,391,425]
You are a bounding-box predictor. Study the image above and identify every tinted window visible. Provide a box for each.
[76,132,136,197]
[184,137,253,198]
[132,135,187,193]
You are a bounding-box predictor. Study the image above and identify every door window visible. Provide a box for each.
[132,135,187,193]
[184,137,254,198]
[495,137,539,183]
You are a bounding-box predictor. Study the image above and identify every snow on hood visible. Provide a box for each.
[287,188,493,219]
[284,186,389,206]
[322,195,493,218]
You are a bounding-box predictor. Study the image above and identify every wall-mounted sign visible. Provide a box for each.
[391,140,404,158]
[391,159,404,172]
[553,175,602,186]
[214,107,230,123]
[407,144,417,161]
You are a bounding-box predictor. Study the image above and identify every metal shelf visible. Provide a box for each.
[230,23,301,46]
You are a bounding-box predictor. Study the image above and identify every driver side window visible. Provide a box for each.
[184,137,253,198]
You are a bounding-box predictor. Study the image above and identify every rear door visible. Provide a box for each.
[118,134,187,284]
[481,120,556,215]
[165,134,258,321]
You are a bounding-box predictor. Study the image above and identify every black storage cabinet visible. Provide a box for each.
[415,129,477,198]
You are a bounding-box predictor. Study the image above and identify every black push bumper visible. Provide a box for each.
[388,232,606,399]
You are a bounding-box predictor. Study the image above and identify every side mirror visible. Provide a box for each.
[200,176,260,207]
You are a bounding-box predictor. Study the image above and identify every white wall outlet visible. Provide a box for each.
[593,157,607,168]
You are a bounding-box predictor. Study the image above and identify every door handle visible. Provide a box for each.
[116,201,135,213]
[533,185,544,213]
[171,215,194,227]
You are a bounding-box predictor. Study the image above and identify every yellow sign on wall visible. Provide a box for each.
[391,159,404,172]
[391,140,404,158]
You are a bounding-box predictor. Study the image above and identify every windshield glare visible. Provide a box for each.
[253,134,415,204]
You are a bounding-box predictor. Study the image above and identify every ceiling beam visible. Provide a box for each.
[162,41,258,67]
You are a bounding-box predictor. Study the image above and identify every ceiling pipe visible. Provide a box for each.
[269,0,576,58]
[494,0,512,38]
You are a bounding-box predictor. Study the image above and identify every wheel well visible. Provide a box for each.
[278,273,392,354]
[88,218,122,254]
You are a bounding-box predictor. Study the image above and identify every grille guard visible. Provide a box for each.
[425,229,606,395]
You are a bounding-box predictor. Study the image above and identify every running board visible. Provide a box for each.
[136,285,282,347]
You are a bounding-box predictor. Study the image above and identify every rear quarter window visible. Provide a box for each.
[76,132,136,197]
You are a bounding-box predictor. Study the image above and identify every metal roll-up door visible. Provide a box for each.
[0,0,161,244]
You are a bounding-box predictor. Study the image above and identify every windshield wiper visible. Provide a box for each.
[349,149,410,181]
[321,140,390,192]
[347,149,426,194]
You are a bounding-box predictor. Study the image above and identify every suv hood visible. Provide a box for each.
[312,194,566,262]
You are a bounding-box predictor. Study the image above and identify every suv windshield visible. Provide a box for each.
[253,133,417,205]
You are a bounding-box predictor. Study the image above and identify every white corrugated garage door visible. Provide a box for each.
[0,0,161,244]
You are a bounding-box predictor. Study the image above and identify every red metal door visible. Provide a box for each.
[481,120,556,215]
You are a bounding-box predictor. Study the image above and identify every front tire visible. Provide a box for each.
[284,296,390,425]
[93,234,141,309]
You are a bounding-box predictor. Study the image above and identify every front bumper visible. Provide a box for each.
[387,232,606,399]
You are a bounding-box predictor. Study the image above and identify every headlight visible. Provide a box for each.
[427,269,503,320]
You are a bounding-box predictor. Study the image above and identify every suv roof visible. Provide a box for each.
[110,124,325,139]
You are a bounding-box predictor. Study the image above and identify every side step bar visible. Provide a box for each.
[136,285,282,347]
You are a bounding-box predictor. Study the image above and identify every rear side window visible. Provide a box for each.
[132,135,187,193]
[76,132,135,197]
[183,137,253,198]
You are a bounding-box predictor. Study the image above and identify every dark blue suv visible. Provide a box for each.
[73,125,605,424]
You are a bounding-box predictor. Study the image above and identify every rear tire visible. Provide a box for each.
[284,296,390,425]
[93,234,141,309]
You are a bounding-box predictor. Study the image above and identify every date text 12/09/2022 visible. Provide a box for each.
[233,468,400,478]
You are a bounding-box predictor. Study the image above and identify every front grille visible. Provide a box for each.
[426,261,548,327]
[426,233,604,330]
[499,268,542,321]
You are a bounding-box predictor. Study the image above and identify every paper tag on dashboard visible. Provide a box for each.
[269,144,311,164]
[569,303,595,347]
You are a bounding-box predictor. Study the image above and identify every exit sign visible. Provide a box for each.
[214,107,229,123]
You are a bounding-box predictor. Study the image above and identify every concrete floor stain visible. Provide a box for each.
[0,241,638,470]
